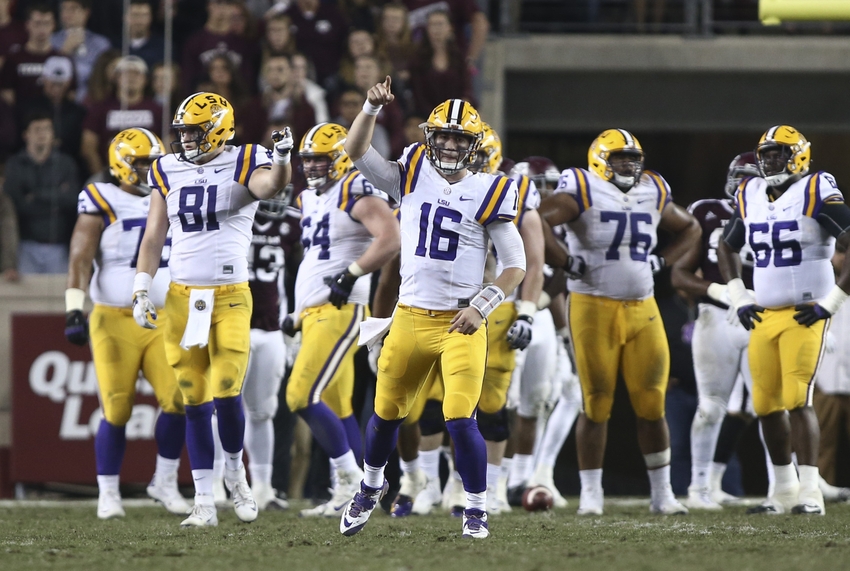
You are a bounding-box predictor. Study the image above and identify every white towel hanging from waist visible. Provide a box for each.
[180,289,215,349]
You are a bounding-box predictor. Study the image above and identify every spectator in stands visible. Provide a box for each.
[339,0,377,32]
[195,53,251,140]
[333,87,391,158]
[242,54,316,146]
[126,0,164,70]
[152,61,181,121]
[52,0,112,103]
[0,0,28,70]
[286,0,348,87]
[84,48,120,105]
[1,4,63,107]
[262,12,297,63]
[0,188,19,282]
[353,55,404,158]
[376,2,415,84]
[80,55,162,176]
[3,113,79,274]
[181,0,259,95]
[291,52,329,123]
[409,10,473,116]
[18,56,86,174]
[336,29,379,90]
[404,0,488,69]
[815,249,850,487]
[0,99,15,161]
[403,114,426,146]
[230,1,258,40]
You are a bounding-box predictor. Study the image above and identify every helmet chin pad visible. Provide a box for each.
[612,172,638,190]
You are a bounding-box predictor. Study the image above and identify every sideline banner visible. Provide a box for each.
[11,314,190,484]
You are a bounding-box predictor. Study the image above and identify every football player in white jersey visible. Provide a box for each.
[340,78,526,539]
[65,128,189,520]
[718,125,850,515]
[287,123,400,518]
[132,92,293,527]
[539,129,700,516]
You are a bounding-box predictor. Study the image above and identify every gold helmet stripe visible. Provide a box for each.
[302,123,325,150]
[174,92,204,122]
[447,99,465,126]
[618,129,634,147]
[765,125,779,142]
[136,127,162,155]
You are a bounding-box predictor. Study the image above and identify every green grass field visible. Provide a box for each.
[2,500,850,571]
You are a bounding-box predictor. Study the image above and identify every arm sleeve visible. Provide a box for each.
[352,145,402,203]
[816,201,850,239]
[722,211,747,250]
[488,219,526,272]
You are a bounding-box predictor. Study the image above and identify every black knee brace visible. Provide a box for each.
[477,407,510,442]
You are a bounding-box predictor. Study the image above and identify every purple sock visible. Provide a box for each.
[364,414,404,468]
[341,415,363,464]
[95,419,126,475]
[214,395,246,454]
[446,418,486,494]
[155,412,186,460]
[299,402,350,459]
[185,402,215,470]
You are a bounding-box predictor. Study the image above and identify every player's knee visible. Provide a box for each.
[583,392,613,423]
[245,396,279,422]
[697,397,727,425]
[518,381,551,419]
[478,386,507,416]
[418,399,445,436]
[477,408,510,442]
[754,397,785,417]
[631,387,665,421]
[285,385,307,413]
[103,392,134,426]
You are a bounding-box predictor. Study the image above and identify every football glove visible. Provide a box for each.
[271,126,294,165]
[648,254,665,274]
[737,303,765,331]
[506,315,533,350]
[564,255,586,280]
[282,313,301,337]
[133,291,158,329]
[328,271,358,309]
[793,303,832,327]
[64,310,88,346]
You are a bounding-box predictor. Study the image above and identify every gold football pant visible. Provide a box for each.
[748,307,827,416]
[163,282,253,406]
[89,304,183,425]
[403,364,446,426]
[569,292,670,423]
[286,302,367,418]
[376,304,487,421]
[479,303,517,414]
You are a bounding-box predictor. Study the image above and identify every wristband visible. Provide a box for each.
[556,326,570,339]
[347,261,366,277]
[517,300,537,318]
[363,101,383,116]
[470,285,505,319]
[706,282,728,303]
[726,278,751,309]
[272,150,291,166]
[820,285,850,315]
[65,288,86,312]
[536,291,551,310]
[133,272,153,294]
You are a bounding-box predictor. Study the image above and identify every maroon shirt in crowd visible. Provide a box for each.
[240,93,317,149]
[249,208,302,331]
[376,103,405,161]
[689,197,755,306]
[409,52,473,116]
[285,2,348,85]
[83,97,163,159]
[180,30,259,94]
[404,0,481,54]
[0,46,69,103]
[0,20,28,61]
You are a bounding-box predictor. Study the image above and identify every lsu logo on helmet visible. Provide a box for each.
[108,127,164,194]
[299,122,353,189]
[420,99,483,175]
[172,92,235,162]
[588,129,644,190]
[471,122,503,174]
[755,125,811,187]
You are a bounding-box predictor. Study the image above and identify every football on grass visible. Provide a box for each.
[522,485,554,512]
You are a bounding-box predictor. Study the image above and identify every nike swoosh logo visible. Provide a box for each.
[214,167,227,173]
[495,320,505,324]
[459,196,473,202]
[229,303,241,307]
[637,199,653,204]
[194,476,206,481]
[649,316,656,321]
[343,518,353,527]
[316,318,327,322]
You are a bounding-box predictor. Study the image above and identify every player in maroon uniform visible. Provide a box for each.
[671,153,763,509]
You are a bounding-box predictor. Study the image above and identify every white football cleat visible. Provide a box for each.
[300,468,362,517]
[819,476,850,503]
[411,475,442,515]
[340,480,389,536]
[251,481,289,511]
[97,489,125,520]
[442,476,466,516]
[684,486,722,511]
[710,487,743,506]
[650,484,688,515]
[181,497,218,527]
[391,468,427,517]
[212,478,228,507]
[147,472,192,515]
[748,483,799,515]
[792,487,825,516]
[461,508,489,539]
[225,466,258,522]
[577,486,604,516]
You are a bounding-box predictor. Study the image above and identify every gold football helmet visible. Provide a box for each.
[588,129,644,190]
[471,122,502,174]
[755,125,811,187]
[171,92,235,162]
[420,99,483,175]
[299,122,352,189]
[108,127,164,194]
